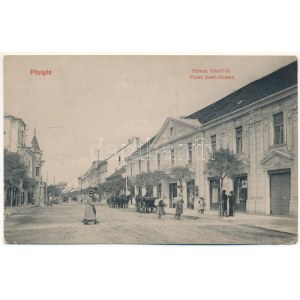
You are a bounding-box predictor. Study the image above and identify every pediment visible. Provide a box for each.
[152,117,199,146]
[261,151,293,168]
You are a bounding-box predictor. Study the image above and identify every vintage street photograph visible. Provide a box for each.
[3,55,298,244]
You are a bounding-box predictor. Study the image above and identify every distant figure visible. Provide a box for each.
[221,190,228,217]
[198,197,206,214]
[175,199,184,220]
[229,191,235,216]
[157,195,166,219]
[48,194,53,207]
[82,189,100,225]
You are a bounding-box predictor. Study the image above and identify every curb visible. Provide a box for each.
[4,205,38,217]
[164,210,297,236]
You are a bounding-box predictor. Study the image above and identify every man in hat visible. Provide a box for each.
[82,189,100,225]
[228,191,235,216]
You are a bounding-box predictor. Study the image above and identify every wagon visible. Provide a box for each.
[136,196,158,213]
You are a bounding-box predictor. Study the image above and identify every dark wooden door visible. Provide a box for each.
[270,172,291,215]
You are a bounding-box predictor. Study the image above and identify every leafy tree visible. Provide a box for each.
[168,166,195,188]
[134,170,164,188]
[4,150,38,206]
[47,184,61,196]
[205,148,244,217]
[4,150,28,188]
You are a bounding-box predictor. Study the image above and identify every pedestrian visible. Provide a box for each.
[229,191,235,216]
[157,195,166,219]
[82,189,100,225]
[221,190,228,217]
[175,198,184,220]
[198,197,206,214]
[48,194,53,207]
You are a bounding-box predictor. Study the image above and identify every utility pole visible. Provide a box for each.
[46,170,48,201]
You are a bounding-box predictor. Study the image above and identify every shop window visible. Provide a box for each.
[234,177,248,204]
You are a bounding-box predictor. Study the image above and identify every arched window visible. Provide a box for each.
[170,127,174,137]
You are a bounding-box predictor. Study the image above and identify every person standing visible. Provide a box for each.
[157,195,166,219]
[221,190,228,217]
[82,189,100,225]
[229,191,235,216]
[198,197,206,214]
[175,199,184,220]
[48,194,53,207]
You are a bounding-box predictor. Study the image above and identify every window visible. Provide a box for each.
[274,112,284,145]
[130,163,133,177]
[138,160,141,174]
[236,126,243,153]
[188,143,193,163]
[36,167,40,177]
[171,148,175,167]
[157,153,160,169]
[147,159,150,173]
[18,129,24,146]
[211,135,216,159]
[170,127,174,137]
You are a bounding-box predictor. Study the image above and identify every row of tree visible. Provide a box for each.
[4,150,38,207]
[79,148,244,216]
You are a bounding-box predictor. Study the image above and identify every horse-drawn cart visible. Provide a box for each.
[136,196,158,213]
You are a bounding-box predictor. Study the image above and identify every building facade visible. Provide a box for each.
[126,61,298,217]
[4,115,45,206]
[78,137,141,199]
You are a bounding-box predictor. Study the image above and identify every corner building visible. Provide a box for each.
[127,61,298,217]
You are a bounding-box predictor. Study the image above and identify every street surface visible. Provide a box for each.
[4,202,297,245]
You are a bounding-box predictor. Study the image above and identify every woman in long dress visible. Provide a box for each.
[82,189,100,225]
[157,196,166,219]
[175,199,184,220]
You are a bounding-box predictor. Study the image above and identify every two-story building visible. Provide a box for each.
[126,61,298,217]
[78,137,141,200]
[4,115,45,206]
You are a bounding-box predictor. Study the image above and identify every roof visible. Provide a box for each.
[186,61,298,124]
[106,166,126,180]
[31,135,41,152]
[4,114,27,127]
[130,135,157,157]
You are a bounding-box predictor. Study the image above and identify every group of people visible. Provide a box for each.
[81,189,236,225]
[158,195,207,219]
[221,190,235,217]
[157,195,184,220]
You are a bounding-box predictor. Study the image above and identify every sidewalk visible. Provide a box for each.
[163,206,298,235]
[4,204,38,217]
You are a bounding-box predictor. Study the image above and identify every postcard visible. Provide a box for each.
[3,55,298,244]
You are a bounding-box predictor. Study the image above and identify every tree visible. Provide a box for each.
[205,148,244,217]
[4,150,28,188]
[168,166,195,192]
[4,150,38,206]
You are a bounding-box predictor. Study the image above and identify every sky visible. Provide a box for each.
[3,55,296,187]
